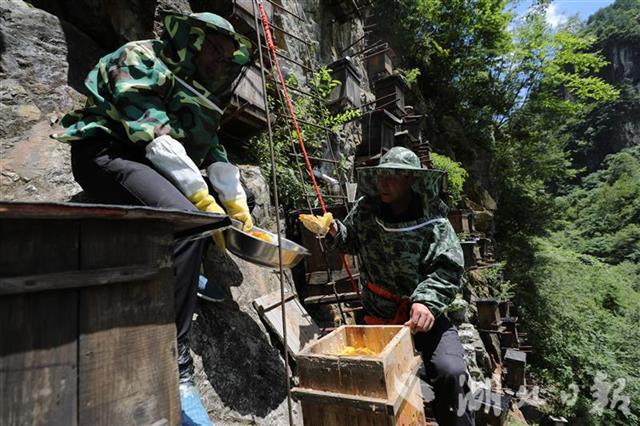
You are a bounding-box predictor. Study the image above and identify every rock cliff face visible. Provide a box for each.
[574,36,640,171]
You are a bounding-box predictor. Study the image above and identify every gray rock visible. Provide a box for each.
[28,0,192,51]
[239,165,272,228]
[0,0,102,202]
[458,322,493,390]
[192,248,303,425]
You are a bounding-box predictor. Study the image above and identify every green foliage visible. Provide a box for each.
[477,262,515,300]
[492,11,619,258]
[430,152,468,205]
[399,67,421,85]
[586,0,640,43]
[517,239,640,425]
[554,146,640,263]
[249,68,361,211]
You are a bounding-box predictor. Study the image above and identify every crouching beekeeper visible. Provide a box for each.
[52,12,255,421]
[302,147,475,425]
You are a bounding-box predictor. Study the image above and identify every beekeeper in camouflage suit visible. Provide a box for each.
[307,147,474,425]
[53,12,254,419]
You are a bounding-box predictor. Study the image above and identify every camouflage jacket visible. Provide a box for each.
[52,14,251,167]
[331,149,464,319]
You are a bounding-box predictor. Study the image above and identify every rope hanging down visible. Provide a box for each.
[256,0,360,297]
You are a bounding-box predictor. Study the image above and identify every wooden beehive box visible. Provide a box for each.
[366,47,395,82]
[359,109,402,156]
[0,202,228,426]
[327,56,362,110]
[293,326,425,425]
[374,74,410,117]
[504,349,527,391]
[476,297,501,330]
[448,209,475,234]
[220,65,269,143]
[461,239,479,269]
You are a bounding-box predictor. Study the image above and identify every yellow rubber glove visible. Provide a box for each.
[188,189,227,250]
[299,212,334,236]
[221,198,254,232]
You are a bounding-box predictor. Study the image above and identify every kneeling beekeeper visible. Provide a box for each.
[303,147,475,425]
[52,12,255,420]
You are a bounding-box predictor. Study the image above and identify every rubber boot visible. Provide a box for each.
[177,337,211,425]
[196,275,226,303]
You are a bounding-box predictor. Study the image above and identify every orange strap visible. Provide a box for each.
[363,283,411,325]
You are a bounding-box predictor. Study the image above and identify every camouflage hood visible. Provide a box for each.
[356,147,449,217]
[160,13,252,93]
[52,12,253,166]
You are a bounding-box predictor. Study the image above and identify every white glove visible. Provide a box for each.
[146,135,227,249]
[146,135,207,197]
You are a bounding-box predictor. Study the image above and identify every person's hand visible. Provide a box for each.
[222,198,254,231]
[404,303,435,334]
[328,220,338,238]
[187,189,227,251]
[188,188,226,215]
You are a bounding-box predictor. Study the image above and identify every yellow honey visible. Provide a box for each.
[249,230,272,243]
[336,346,377,357]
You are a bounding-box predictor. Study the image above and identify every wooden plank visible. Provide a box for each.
[379,328,421,403]
[0,201,230,235]
[0,264,161,296]
[295,377,424,426]
[253,290,297,313]
[303,291,359,305]
[0,219,79,277]
[307,270,360,286]
[0,291,78,426]
[78,269,180,426]
[79,220,173,270]
[292,386,395,414]
[253,290,321,357]
[297,354,387,399]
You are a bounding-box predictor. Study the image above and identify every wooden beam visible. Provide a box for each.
[0,264,163,296]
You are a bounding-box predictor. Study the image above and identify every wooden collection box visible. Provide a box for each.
[358,109,402,157]
[327,57,362,110]
[0,202,228,426]
[374,75,410,117]
[293,326,425,425]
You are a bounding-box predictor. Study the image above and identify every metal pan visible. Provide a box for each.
[223,221,310,268]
